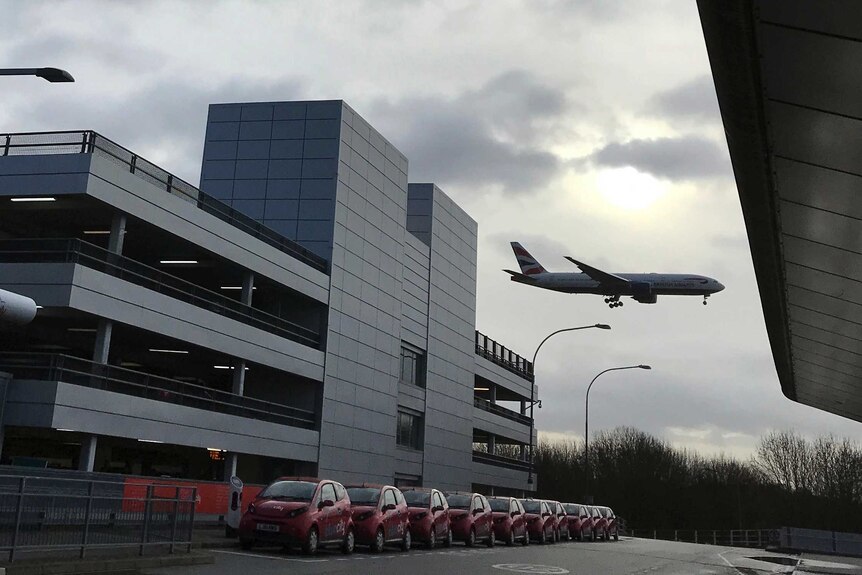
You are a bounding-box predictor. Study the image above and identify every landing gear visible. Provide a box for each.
[703,295,710,306]
[604,295,623,309]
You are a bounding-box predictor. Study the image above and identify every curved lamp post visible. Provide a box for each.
[583,364,651,502]
[527,323,611,486]
[0,68,75,82]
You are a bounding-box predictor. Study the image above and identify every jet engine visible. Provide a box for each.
[631,282,657,304]
[0,289,38,327]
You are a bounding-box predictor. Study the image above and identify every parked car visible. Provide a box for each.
[444,491,495,547]
[238,477,354,555]
[519,498,555,544]
[345,484,411,552]
[590,505,608,540]
[597,506,620,541]
[547,500,571,541]
[487,496,529,546]
[402,488,452,548]
[563,503,590,541]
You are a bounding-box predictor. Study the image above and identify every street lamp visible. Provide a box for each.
[0,68,75,82]
[583,364,651,503]
[527,323,611,486]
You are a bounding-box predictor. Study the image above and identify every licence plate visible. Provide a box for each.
[256,523,280,532]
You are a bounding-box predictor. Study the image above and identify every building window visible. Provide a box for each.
[400,346,425,387]
[396,411,423,450]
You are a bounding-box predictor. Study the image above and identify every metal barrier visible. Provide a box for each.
[629,528,780,548]
[0,353,317,430]
[0,130,329,274]
[0,238,321,349]
[0,475,196,561]
[475,331,534,382]
[473,397,532,426]
[472,450,531,472]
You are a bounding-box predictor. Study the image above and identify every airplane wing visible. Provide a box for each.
[564,257,630,287]
[503,269,538,283]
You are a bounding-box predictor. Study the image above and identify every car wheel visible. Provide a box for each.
[466,527,476,547]
[577,528,583,542]
[592,528,597,541]
[614,530,619,542]
[507,529,516,547]
[372,527,385,553]
[342,528,355,554]
[401,529,411,552]
[486,529,495,548]
[240,538,254,550]
[427,529,437,549]
[302,526,319,556]
[444,528,453,548]
[540,528,547,545]
[523,530,530,546]
[554,528,559,543]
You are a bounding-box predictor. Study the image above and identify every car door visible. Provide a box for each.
[476,495,490,537]
[510,499,523,538]
[432,491,447,537]
[318,483,338,541]
[541,501,552,536]
[382,488,399,540]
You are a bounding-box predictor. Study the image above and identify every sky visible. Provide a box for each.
[2,0,859,459]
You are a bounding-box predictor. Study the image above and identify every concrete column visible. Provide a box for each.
[520,445,526,461]
[488,434,496,456]
[520,399,527,415]
[240,271,254,306]
[232,359,246,396]
[108,212,127,254]
[78,434,97,472]
[91,319,113,364]
[225,452,238,480]
[489,385,497,405]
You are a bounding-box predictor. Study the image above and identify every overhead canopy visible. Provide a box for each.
[698,0,862,422]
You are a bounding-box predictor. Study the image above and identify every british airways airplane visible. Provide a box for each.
[504,242,724,308]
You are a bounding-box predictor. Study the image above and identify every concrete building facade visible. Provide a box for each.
[0,100,536,494]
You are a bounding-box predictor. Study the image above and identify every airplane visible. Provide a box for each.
[504,242,724,308]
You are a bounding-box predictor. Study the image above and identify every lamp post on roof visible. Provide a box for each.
[0,68,75,82]
[583,364,651,503]
[527,324,611,486]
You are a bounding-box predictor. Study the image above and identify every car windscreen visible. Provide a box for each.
[564,504,579,514]
[346,487,381,506]
[402,491,430,506]
[522,501,541,513]
[488,499,510,512]
[258,481,316,501]
[446,495,471,509]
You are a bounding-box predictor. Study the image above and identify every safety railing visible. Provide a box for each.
[628,528,780,548]
[0,353,317,430]
[472,450,531,472]
[0,130,329,274]
[473,397,532,426]
[0,475,196,561]
[475,331,533,382]
[0,238,321,349]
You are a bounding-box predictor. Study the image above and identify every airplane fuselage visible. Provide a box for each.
[512,272,724,297]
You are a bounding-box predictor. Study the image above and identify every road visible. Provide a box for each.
[143,537,862,575]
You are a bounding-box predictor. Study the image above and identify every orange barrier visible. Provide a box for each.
[122,478,263,514]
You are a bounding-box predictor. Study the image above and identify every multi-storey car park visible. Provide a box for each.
[0,100,537,497]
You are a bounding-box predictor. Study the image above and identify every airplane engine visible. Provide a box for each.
[631,282,657,304]
[0,289,38,327]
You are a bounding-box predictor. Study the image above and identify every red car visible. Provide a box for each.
[598,506,620,541]
[238,477,354,555]
[345,484,411,552]
[402,488,452,548]
[519,499,555,544]
[590,506,608,540]
[488,496,529,546]
[444,492,495,547]
[563,503,590,541]
[546,500,571,541]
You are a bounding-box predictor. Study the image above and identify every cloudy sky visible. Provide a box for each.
[3,0,859,458]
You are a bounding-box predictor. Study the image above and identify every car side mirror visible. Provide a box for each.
[433,505,444,513]
[542,512,550,517]
[318,500,334,509]
[511,511,519,518]
[472,508,482,515]
[383,503,396,511]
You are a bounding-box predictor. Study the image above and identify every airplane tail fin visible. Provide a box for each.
[511,242,548,276]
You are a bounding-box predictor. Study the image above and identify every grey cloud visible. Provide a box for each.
[588,136,730,181]
[648,75,720,121]
[368,70,568,194]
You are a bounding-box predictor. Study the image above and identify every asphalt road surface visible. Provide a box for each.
[143,537,862,575]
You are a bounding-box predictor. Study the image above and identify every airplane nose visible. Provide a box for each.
[715,282,725,292]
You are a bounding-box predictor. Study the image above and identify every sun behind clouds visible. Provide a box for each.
[596,166,667,210]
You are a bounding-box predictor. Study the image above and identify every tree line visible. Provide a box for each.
[534,427,862,532]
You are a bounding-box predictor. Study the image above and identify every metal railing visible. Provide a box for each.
[629,528,780,548]
[0,353,317,430]
[0,130,329,274]
[0,238,321,349]
[472,450,531,472]
[475,331,533,382]
[0,474,195,561]
[473,397,532,426]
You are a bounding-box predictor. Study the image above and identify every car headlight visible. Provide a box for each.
[354,511,374,522]
[411,512,427,521]
[287,506,309,518]
[247,503,256,514]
